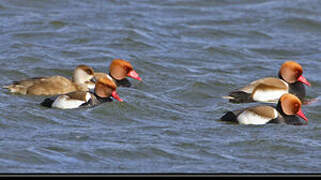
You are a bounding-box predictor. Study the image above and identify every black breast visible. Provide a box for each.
[272,114,306,125]
[288,82,306,101]
[80,92,113,108]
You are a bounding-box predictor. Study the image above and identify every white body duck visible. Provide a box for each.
[223,61,311,103]
[3,65,96,96]
[41,77,123,109]
[220,93,308,125]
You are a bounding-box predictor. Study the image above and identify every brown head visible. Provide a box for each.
[279,93,308,122]
[109,59,142,81]
[73,65,95,86]
[94,77,123,102]
[278,61,311,86]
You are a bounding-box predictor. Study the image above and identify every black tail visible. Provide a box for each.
[227,91,254,103]
[40,98,54,108]
[220,111,237,122]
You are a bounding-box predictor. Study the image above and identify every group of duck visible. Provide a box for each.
[220,61,311,126]
[3,60,312,126]
[3,59,142,109]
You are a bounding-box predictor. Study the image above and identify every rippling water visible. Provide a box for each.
[1,0,321,173]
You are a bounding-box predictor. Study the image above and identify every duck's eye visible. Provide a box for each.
[86,69,93,75]
[124,66,131,73]
[293,103,301,112]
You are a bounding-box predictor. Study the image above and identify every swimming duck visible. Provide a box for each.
[40,77,123,109]
[223,61,311,103]
[94,59,142,87]
[220,93,308,125]
[3,65,96,96]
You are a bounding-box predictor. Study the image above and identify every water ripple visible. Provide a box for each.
[1,0,321,173]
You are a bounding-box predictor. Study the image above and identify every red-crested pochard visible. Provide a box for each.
[94,59,142,87]
[40,77,123,109]
[220,93,308,125]
[3,65,96,96]
[223,61,311,103]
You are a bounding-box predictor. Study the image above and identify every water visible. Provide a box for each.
[0,0,321,173]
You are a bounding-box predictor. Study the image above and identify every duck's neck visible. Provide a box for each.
[93,91,113,103]
[278,73,305,100]
[108,72,131,87]
[73,70,88,84]
[276,101,284,116]
[278,73,285,82]
[108,72,118,82]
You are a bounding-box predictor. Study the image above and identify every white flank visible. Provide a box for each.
[52,95,87,109]
[252,89,288,103]
[237,109,278,125]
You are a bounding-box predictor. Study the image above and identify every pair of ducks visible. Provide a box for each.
[221,61,311,125]
[3,59,142,109]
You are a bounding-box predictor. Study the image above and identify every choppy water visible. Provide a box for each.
[0,0,321,174]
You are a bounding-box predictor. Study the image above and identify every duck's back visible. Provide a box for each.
[27,76,80,95]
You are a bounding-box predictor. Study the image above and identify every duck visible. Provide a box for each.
[94,59,142,88]
[223,61,311,103]
[220,93,308,125]
[40,77,123,109]
[3,65,96,96]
